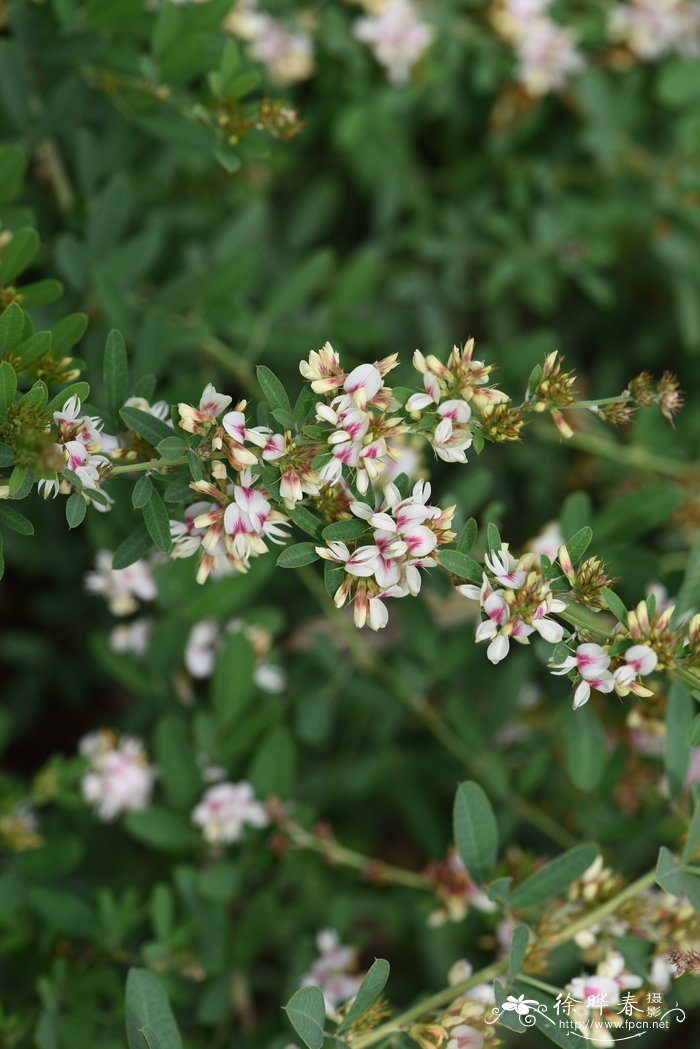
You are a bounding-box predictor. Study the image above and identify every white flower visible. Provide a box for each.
[446,1025,484,1049]
[80,732,156,822]
[484,544,527,589]
[550,642,611,680]
[179,384,232,432]
[515,18,584,96]
[608,0,700,61]
[529,521,564,563]
[343,363,384,407]
[84,550,157,616]
[354,0,435,85]
[192,781,269,844]
[109,618,153,656]
[300,929,363,1017]
[185,620,220,678]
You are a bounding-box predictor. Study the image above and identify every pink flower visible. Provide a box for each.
[192,781,268,844]
[80,732,156,822]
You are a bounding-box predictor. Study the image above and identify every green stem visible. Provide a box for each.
[681,864,700,876]
[285,821,431,891]
[540,427,696,481]
[517,974,563,998]
[200,336,262,398]
[296,567,578,851]
[350,867,657,1047]
[110,455,189,475]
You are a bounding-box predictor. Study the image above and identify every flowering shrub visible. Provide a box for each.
[1,1,700,1048]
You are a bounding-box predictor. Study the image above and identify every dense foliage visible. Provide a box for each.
[1,2,700,1048]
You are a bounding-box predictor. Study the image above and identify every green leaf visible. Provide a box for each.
[104,329,129,426]
[112,525,153,570]
[688,714,700,747]
[125,968,183,1049]
[676,534,700,619]
[593,484,683,545]
[8,464,32,498]
[566,526,592,564]
[0,441,13,466]
[456,518,478,554]
[0,360,17,416]
[324,559,344,599]
[438,549,482,584]
[453,781,498,885]
[65,493,86,530]
[154,717,202,810]
[157,437,187,460]
[51,313,88,356]
[0,503,33,535]
[509,844,599,910]
[507,925,530,987]
[655,846,700,914]
[682,790,700,864]
[19,278,62,308]
[46,382,90,414]
[486,522,502,552]
[0,303,25,350]
[664,682,693,798]
[15,331,51,369]
[284,986,326,1049]
[277,543,319,568]
[563,705,606,791]
[288,505,324,538]
[124,809,198,853]
[337,959,390,1034]
[133,475,154,509]
[601,588,628,625]
[120,406,173,447]
[211,632,255,727]
[321,520,368,542]
[0,228,38,283]
[142,489,172,553]
[20,380,48,410]
[256,365,291,415]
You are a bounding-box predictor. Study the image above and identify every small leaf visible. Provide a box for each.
[112,525,153,570]
[256,365,291,415]
[665,682,693,798]
[337,959,390,1034]
[563,705,606,792]
[682,790,700,864]
[486,522,502,552]
[601,588,628,625]
[322,520,368,542]
[120,406,173,448]
[509,844,599,910]
[51,313,88,356]
[143,489,172,553]
[157,436,187,460]
[65,493,86,530]
[15,331,51,368]
[0,227,38,283]
[0,302,25,349]
[0,360,17,416]
[288,505,324,538]
[507,925,530,987]
[438,549,482,584]
[566,526,593,564]
[104,329,128,426]
[125,968,183,1049]
[284,986,326,1049]
[0,503,34,535]
[277,543,319,568]
[688,714,700,747]
[324,560,344,599]
[211,632,255,727]
[132,475,154,509]
[453,781,498,885]
[456,518,477,554]
[46,382,90,414]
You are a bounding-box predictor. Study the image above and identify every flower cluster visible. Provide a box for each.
[299,929,364,1017]
[39,395,114,506]
[353,0,435,85]
[550,641,658,709]
[458,542,566,664]
[608,0,700,61]
[317,479,455,629]
[79,731,156,822]
[84,550,157,615]
[191,780,269,844]
[184,618,285,692]
[225,0,314,85]
[491,0,584,97]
